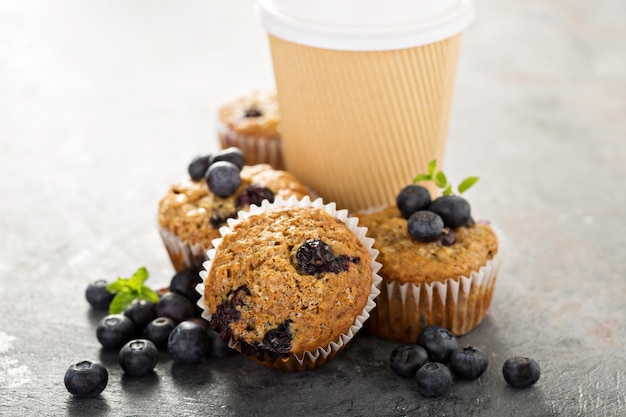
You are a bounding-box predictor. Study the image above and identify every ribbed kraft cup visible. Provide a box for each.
[269,34,462,212]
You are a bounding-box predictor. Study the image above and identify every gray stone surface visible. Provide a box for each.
[1,0,625,416]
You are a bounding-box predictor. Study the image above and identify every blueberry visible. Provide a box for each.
[295,239,359,275]
[144,317,177,350]
[428,195,471,228]
[243,106,263,118]
[437,229,456,246]
[156,292,195,323]
[502,357,541,388]
[85,279,114,311]
[260,319,292,354]
[396,184,432,219]
[207,328,236,358]
[96,314,135,350]
[211,285,251,340]
[123,300,157,331]
[64,360,108,398]
[169,269,202,304]
[168,321,210,364]
[236,184,275,208]
[415,362,452,398]
[449,346,489,380]
[188,155,211,181]
[416,325,459,364]
[407,211,444,242]
[205,161,242,198]
[390,345,429,378]
[118,339,159,377]
[209,147,245,171]
[209,210,237,229]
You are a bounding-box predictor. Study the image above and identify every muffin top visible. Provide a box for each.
[201,205,373,359]
[356,206,498,284]
[158,164,311,247]
[218,90,280,138]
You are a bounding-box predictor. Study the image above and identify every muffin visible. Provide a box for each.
[217,90,284,169]
[158,163,311,273]
[196,196,382,371]
[356,184,503,342]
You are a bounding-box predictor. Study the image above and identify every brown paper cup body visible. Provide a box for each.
[268,34,462,212]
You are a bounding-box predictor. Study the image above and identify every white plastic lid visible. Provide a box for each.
[255,0,475,51]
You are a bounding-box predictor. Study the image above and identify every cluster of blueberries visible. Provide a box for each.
[390,325,540,398]
[188,147,246,197]
[396,184,473,245]
[65,270,234,398]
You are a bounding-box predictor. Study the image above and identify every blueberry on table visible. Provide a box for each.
[415,362,452,398]
[449,346,489,380]
[144,317,177,350]
[118,339,159,377]
[169,269,203,304]
[96,314,135,350]
[428,195,471,229]
[503,357,541,388]
[416,325,459,364]
[390,344,429,378]
[209,147,245,171]
[188,155,212,181]
[123,299,157,331]
[85,279,114,311]
[64,360,108,398]
[396,184,432,219]
[207,328,236,358]
[205,161,242,198]
[168,321,210,364]
[156,292,195,323]
[407,211,444,243]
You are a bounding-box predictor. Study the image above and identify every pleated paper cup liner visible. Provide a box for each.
[268,33,462,212]
[196,195,382,371]
[218,120,285,170]
[366,224,505,342]
[158,227,209,273]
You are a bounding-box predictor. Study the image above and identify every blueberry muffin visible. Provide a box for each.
[356,183,503,342]
[197,197,382,371]
[217,90,284,169]
[158,156,311,272]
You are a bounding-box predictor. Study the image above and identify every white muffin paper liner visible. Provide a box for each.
[218,121,285,170]
[158,227,210,272]
[367,223,505,341]
[195,195,382,371]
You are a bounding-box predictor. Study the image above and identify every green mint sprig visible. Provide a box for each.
[106,266,160,314]
[413,160,479,196]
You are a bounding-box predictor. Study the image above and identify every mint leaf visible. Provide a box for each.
[140,286,160,304]
[106,280,129,293]
[129,266,149,289]
[427,160,437,177]
[457,176,479,194]
[434,171,448,188]
[109,291,137,314]
[413,174,432,183]
[105,267,158,313]
[411,159,480,196]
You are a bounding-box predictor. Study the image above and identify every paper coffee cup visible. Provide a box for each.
[256,0,474,212]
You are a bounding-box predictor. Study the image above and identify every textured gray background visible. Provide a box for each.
[1,0,625,416]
